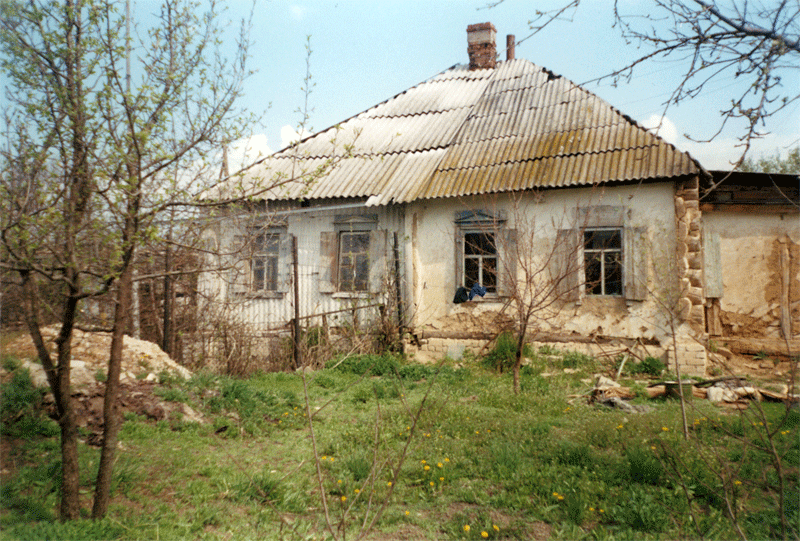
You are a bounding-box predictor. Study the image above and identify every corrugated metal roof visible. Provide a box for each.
[204,59,703,204]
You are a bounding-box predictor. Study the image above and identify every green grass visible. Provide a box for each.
[1,349,797,540]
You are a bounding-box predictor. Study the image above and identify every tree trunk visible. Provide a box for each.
[93,234,136,518]
[21,270,82,519]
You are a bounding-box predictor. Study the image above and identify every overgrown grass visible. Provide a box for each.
[1,348,797,540]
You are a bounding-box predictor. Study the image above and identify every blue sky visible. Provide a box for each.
[150,1,800,170]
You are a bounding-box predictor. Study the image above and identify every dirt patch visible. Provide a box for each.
[2,327,202,446]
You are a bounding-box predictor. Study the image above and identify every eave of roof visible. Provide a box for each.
[203,59,705,205]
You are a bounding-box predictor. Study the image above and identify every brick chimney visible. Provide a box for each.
[467,22,497,70]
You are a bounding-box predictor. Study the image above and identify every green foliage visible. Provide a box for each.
[627,356,666,377]
[624,445,664,485]
[329,352,401,376]
[1,358,793,540]
[740,146,800,174]
[1,367,57,438]
[482,330,519,372]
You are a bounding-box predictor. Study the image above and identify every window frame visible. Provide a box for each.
[454,210,515,300]
[461,229,499,295]
[251,230,281,293]
[319,214,386,296]
[583,227,623,297]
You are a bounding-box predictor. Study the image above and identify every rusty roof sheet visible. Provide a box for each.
[204,59,703,204]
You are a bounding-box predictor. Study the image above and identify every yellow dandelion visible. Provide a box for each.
[439,477,444,482]
[424,465,430,471]
[616,424,623,430]
[552,492,559,497]
[437,462,443,468]
[321,455,327,460]
[341,496,347,502]
[464,525,470,532]
[387,481,392,487]
[405,510,410,516]
[354,488,360,494]
[662,426,669,432]
[429,481,435,486]
[589,507,595,512]
[734,480,742,486]
[475,430,480,434]
[421,460,426,464]
[557,495,564,501]
[425,433,431,437]
[444,458,450,462]
[481,532,489,538]
[330,458,335,462]
[493,524,499,531]
[600,509,604,513]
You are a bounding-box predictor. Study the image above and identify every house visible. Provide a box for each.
[199,23,798,375]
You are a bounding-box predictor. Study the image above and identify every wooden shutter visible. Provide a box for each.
[277,233,293,294]
[454,228,465,288]
[228,235,250,298]
[624,226,648,301]
[319,231,338,293]
[498,229,517,297]
[368,230,388,294]
[552,229,580,302]
[703,230,723,298]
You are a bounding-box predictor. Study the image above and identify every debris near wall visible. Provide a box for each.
[4,325,191,389]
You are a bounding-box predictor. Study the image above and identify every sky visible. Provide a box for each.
[140,0,800,171]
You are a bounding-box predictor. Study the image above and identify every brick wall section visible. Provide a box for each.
[674,176,708,376]
[467,22,497,70]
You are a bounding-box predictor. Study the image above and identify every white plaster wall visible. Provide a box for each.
[405,183,681,345]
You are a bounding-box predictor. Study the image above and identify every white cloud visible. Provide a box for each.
[290,5,307,21]
[227,134,272,170]
[280,125,310,149]
[642,114,678,146]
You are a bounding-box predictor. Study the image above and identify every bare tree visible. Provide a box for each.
[499,0,799,171]
[1,0,254,518]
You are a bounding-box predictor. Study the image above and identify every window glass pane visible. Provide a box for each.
[483,257,497,291]
[584,229,620,250]
[253,258,265,291]
[464,257,480,287]
[339,232,370,291]
[464,232,496,255]
[584,253,603,295]
[265,256,278,291]
[604,252,622,295]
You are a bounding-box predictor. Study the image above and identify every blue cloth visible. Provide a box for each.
[468,283,487,300]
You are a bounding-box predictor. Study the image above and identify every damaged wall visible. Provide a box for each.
[703,212,800,341]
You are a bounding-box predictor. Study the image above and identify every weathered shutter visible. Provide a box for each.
[552,229,580,302]
[277,233,293,294]
[703,230,723,298]
[498,228,517,297]
[319,231,337,293]
[454,228,465,288]
[229,235,250,298]
[624,226,648,301]
[368,230,388,294]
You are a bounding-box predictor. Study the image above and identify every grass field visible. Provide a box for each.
[1,348,798,540]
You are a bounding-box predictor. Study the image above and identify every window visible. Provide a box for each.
[462,231,498,293]
[455,210,515,298]
[338,231,370,292]
[584,229,623,296]
[319,215,386,295]
[252,232,280,292]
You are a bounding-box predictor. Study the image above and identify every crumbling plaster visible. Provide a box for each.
[704,212,800,339]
